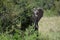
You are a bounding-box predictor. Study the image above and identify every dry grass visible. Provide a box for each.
[38,16,60,40]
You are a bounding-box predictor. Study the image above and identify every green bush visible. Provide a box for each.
[0,0,60,40]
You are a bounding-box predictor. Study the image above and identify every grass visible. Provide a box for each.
[38,16,60,40]
[0,16,60,40]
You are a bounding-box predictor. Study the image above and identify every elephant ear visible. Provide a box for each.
[37,7,44,13]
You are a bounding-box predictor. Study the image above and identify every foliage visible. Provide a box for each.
[0,0,60,40]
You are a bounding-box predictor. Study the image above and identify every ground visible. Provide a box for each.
[38,16,60,40]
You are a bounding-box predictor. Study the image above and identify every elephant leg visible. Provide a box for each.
[34,20,38,31]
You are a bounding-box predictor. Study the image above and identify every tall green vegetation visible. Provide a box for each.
[0,0,60,40]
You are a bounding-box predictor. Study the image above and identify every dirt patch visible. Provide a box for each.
[38,16,60,33]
